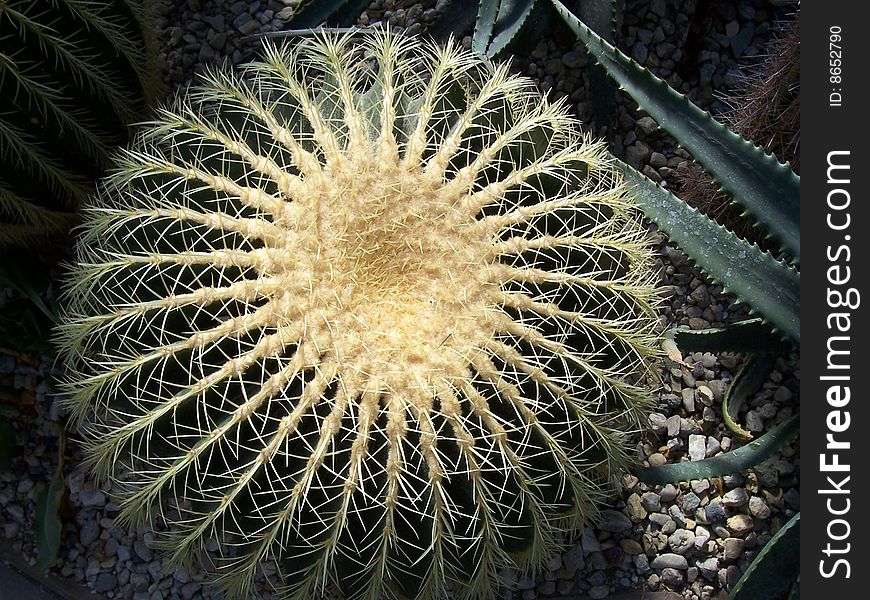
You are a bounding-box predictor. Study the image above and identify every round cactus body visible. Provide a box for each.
[57,31,661,600]
[0,0,161,245]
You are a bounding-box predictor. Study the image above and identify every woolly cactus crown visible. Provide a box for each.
[57,30,661,600]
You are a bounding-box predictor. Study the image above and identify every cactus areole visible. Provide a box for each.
[57,31,661,600]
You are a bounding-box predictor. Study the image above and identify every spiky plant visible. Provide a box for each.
[56,30,661,600]
[676,16,800,247]
[0,0,162,246]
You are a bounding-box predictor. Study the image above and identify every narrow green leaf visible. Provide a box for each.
[289,0,371,28]
[575,0,618,133]
[473,0,502,56]
[722,354,776,440]
[427,0,480,42]
[636,413,799,484]
[34,428,65,571]
[668,318,793,354]
[619,161,799,343]
[729,512,800,600]
[0,252,56,322]
[551,0,801,261]
[575,0,617,41]
[487,0,540,57]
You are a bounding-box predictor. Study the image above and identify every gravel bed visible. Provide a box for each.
[0,1,799,599]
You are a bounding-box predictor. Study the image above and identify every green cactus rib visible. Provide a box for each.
[0,0,161,246]
[729,512,800,600]
[667,318,793,354]
[57,31,663,600]
[551,0,800,262]
[620,162,799,343]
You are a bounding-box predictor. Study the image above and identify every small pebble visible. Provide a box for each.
[748,495,772,519]
[668,529,695,555]
[722,488,749,507]
[651,553,689,570]
[723,537,744,561]
[727,514,755,536]
[598,509,632,532]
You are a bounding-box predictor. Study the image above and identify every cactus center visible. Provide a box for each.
[280,157,494,382]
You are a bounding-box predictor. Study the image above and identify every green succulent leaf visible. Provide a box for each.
[667,318,792,354]
[289,0,372,28]
[619,162,799,343]
[574,0,619,133]
[551,0,800,262]
[473,0,541,57]
[722,354,776,440]
[427,0,480,42]
[574,0,618,37]
[637,413,799,485]
[473,0,502,55]
[487,0,540,57]
[34,428,65,571]
[729,512,800,600]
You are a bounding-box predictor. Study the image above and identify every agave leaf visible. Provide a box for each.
[667,318,792,354]
[722,354,776,440]
[637,413,799,484]
[551,0,800,262]
[473,0,541,58]
[729,512,800,600]
[427,0,480,42]
[34,428,65,571]
[575,0,618,42]
[575,0,618,133]
[289,0,372,28]
[619,162,799,344]
[473,0,501,55]
[487,0,540,58]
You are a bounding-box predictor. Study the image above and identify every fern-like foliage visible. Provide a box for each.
[0,0,162,246]
[57,30,661,600]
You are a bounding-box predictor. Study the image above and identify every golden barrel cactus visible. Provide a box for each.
[57,30,661,600]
